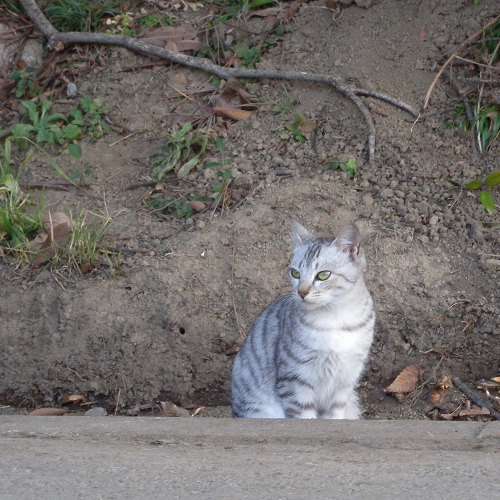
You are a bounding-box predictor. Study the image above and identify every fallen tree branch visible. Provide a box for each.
[19,0,419,168]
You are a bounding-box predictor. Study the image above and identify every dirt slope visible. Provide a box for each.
[0,0,499,419]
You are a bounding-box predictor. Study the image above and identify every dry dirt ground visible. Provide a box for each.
[0,0,499,419]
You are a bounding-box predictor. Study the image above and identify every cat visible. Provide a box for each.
[231,219,375,419]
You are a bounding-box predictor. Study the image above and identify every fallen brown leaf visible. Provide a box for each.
[280,0,304,23]
[29,407,68,416]
[428,375,453,406]
[61,394,86,405]
[32,211,71,266]
[139,26,201,52]
[440,406,491,420]
[384,364,424,394]
[213,107,253,121]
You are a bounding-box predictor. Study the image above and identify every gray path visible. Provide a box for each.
[0,416,499,499]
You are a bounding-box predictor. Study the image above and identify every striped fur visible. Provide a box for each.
[231,220,375,419]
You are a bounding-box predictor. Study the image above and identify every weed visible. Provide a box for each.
[45,0,121,32]
[3,97,109,159]
[150,123,212,181]
[11,67,41,99]
[105,12,136,36]
[57,210,118,274]
[138,14,172,28]
[481,20,500,65]
[328,158,357,179]
[9,100,69,148]
[0,139,43,260]
[272,83,298,115]
[211,168,233,213]
[217,0,277,21]
[68,97,110,139]
[234,43,261,68]
[465,171,500,214]
[148,193,203,219]
[448,102,500,152]
[474,105,500,152]
[285,114,307,142]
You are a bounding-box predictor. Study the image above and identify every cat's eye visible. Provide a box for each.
[316,270,331,281]
[290,268,300,279]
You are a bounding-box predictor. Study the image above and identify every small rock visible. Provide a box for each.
[85,407,107,417]
[429,215,439,226]
[66,82,78,98]
[190,200,206,212]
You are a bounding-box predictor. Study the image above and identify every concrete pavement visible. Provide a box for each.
[0,416,499,499]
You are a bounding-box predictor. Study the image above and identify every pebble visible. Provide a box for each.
[85,407,107,417]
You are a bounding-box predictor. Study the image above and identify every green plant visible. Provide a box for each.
[448,102,500,153]
[11,67,41,98]
[234,43,261,68]
[45,0,121,32]
[481,20,500,65]
[211,168,233,213]
[465,171,500,214]
[474,105,500,152]
[138,14,172,27]
[59,210,117,272]
[0,139,43,259]
[105,12,136,36]
[217,0,277,21]
[328,158,357,179]
[285,114,316,142]
[150,123,212,181]
[9,100,70,147]
[68,97,110,139]
[148,193,203,219]
[272,83,297,115]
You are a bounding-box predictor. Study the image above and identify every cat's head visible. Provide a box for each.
[288,219,367,307]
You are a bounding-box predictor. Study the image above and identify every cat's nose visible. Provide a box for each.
[298,290,308,299]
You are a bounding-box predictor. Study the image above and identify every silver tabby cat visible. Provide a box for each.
[231,220,375,419]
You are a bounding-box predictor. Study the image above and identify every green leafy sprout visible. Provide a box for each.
[465,171,500,214]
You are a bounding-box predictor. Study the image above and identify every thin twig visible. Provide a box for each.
[453,377,500,420]
[423,13,500,111]
[19,0,419,168]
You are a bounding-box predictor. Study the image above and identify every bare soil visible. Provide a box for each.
[1,0,499,419]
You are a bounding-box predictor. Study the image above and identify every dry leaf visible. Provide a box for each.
[325,0,340,11]
[32,212,71,266]
[29,407,68,416]
[191,406,205,417]
[492,377,500,384]
[248,6,282,18]
[428,375,452,406]
[384,364,424,394]
[280,0,304,23]
[80,262,92,275]
[61,394,86,405]
[440,406,491,420]
[213,107,253,121]
[139,26,200,52]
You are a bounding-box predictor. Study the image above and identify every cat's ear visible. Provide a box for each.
[290,219,314,246]
[335,222,361,260]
